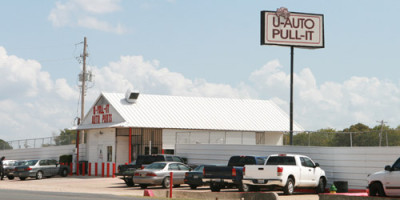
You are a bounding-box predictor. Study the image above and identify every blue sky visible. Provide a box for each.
[1,0,400,140]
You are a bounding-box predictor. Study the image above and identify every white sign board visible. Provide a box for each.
[261,11,324,48]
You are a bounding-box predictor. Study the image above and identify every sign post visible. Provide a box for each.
[261,8,324,145]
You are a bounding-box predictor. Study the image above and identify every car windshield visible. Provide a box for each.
[14,161,26,166]
[193,165,204,171]
[145,163,166,169]
[228,156,257,166]
[4,161,15,166]
[137,156,165,165]
[23,160,38,166]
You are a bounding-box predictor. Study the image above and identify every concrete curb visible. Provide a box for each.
[149,190,279,200]
[319,194,398,200]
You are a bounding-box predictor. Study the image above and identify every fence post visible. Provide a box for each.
[88,162,91,176]
[112,163,116,178]
[69,163,73,175]
[169,172,173,198]
[102,162,104,177]
[76,162,80,175]
[107,163,110,177]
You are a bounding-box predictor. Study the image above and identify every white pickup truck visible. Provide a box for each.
[367,157,400,197]
[241,154,327,194]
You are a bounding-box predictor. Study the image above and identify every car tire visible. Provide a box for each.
[210,183,221,192]
[7,175,14,180]
[283,177,295,195]
[126,178,134,187]
[60,168,68,177]
[19,177,26,181]
[316,177,325,193]
[369,182,385,197]
[239,182,251,192]
[189,185,198,189]
[140,184,148,189]
[162,177,170,188]
[36,171,43,180]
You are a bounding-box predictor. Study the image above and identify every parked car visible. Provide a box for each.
[133,161,192,189]
[242,154,326,194]
[14,159,70,180]
[184,164,219,189]
[202,155,267,192]
[115,154,187,187]
[4,160,26,180]
[368,157,400,197]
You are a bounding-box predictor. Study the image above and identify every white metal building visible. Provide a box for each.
[77,92,303,167]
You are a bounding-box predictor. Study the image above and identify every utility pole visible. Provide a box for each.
[377,120,387,147]
[80,37,88,143]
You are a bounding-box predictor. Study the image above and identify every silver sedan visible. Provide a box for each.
[14,159,65,180]
[133,161,191,189]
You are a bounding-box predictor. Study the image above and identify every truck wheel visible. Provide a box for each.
[369,182,385,197]
[239,183,251,192]
[126,178,134,187]
[7,175,14,180]
[189,185,198,189]
[140,184,148,189]
[36,171,43,180]
[284,177,294,195]
[162,177,170,188]
[210,183,221,192]
[316,178,325,193]
[60,168,68,177]
[19,177,26,181]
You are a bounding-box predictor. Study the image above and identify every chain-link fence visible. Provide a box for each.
[283,130,400,147]
[2,129,399,150]
[0,134,77,150]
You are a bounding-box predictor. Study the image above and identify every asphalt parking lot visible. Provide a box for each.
[0,176,319,200]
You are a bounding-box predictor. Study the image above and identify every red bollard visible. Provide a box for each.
[76,163,80,176]
[69,163,73,176]
[82,162,86,176]
[107,163,110,177]
[95,162,98,176]
[112,163,116,178]
[169,172,173,198]
[88,162,91,176]
[102,162,105,177]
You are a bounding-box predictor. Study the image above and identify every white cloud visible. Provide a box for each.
[1,47,400,141]
[73,0,121,14]
[77,16,127,34]
[249,60,400,130]
[89,55,253,99]
[48,0,126,34]
[0,47,78,140]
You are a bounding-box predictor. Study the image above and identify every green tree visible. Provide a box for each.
[54,129,77,145]
[343,123,370,132]
[0,139,12,150]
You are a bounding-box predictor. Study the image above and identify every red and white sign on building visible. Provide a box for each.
[92,104,112,124]
[261,8,324,48]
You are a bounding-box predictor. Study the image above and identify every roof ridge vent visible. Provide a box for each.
[125,89,140,104]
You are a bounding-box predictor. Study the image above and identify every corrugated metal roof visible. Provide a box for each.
[80,92,303,132]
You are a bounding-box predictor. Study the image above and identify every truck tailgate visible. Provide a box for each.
[203,166,234,179]
[244,165,278,179]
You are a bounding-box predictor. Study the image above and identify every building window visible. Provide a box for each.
[145,147,159,155]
